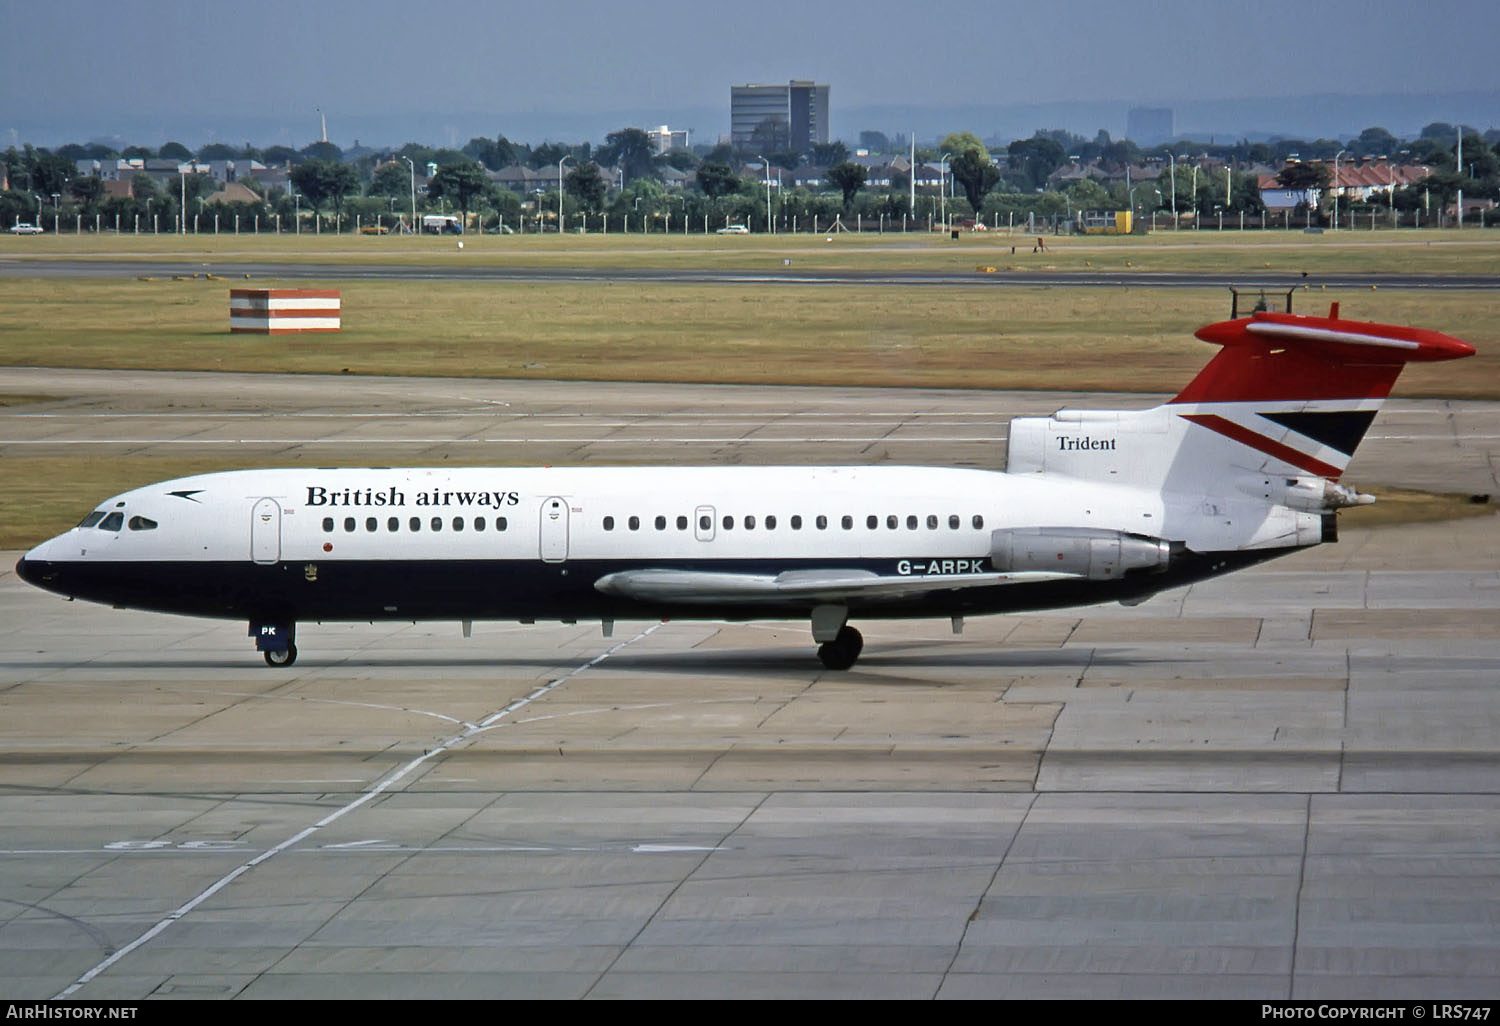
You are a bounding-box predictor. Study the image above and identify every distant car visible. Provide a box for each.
[359,225,390,235]
[8,223,43,235]
[716,224,750,234]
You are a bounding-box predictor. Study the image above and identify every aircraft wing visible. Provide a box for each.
[593,568,1076,605]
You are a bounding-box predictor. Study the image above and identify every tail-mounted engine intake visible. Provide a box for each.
[991,527,1176,580]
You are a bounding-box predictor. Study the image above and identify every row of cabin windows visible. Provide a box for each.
[603,513,986,532]
[323,516,509,534]
[322,513,987,536]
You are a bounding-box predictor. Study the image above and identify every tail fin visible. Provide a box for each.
[1169,305,1474,481]
[1006,305,1474,494]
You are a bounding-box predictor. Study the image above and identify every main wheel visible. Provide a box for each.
[263,643,298,668]
[816,626,863,670]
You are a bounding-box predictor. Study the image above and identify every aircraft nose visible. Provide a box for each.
[16,538,57,590]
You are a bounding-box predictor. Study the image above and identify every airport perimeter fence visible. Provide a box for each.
[21,205,1499,237]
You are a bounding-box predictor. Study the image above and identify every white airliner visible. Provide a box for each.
[16,304,1474,670]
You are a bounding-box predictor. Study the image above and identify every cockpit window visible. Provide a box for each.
[78,511,106,529]
[99,512,125,532]
[127,516,158,531]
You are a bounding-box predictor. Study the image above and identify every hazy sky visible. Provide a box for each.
[5,0,1499,145]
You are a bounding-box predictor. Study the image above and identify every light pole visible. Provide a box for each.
[293,192,300,235]
[1456,129,1464,230]
[180,173,187,234]
[1131,185,1160,220]
[1169,153,1177,228]
[939,151,950,229]
[1333,149,1347,229]
[908,133,916,216]
[757,155,771,233]
[402,157,416,234]
[558,156,571,233]
[1387,153,1401,226]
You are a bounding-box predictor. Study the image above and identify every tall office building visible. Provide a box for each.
[730,81,830,153]
[1126,106,1175,146]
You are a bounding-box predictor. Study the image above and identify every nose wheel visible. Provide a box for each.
[817,625,863,670]
[252,619,297,667]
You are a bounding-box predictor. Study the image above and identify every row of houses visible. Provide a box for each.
[1256,160,1432,211]
[74,157,270,187]
[718,160,945,191]
[68,157,279,207]
[1048,155,1436,211]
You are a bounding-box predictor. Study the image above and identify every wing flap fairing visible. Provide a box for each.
[594,567,1075,606]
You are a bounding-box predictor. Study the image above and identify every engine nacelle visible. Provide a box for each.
[991,527,1174,580]
[1235,475,1376,512]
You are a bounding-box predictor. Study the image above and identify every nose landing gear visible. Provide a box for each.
[252,620,297,667]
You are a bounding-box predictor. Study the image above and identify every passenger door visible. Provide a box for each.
[251,498,282,564]
[539,496,569,562]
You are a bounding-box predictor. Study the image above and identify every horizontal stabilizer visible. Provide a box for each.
[1176,308,1474,405]
[594,567,1074,605]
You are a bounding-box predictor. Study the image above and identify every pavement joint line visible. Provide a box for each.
[52,619,663,1000]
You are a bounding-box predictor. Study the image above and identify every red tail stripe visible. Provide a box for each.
[1179,414,1345,479]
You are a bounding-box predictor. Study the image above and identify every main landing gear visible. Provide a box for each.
[812,604,862,670]
[817,625,863,670]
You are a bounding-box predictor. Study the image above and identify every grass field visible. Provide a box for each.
[1,275,1495,396]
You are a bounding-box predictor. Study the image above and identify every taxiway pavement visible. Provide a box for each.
[1,371,1497,999]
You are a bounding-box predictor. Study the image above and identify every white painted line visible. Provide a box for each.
[0,436,1009,445]
[53,621,663,999]
[163,687,477,730]
[323,840,394,849]
[7,411,1015,419]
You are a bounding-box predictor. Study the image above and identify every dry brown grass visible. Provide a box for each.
[1336,487,1496,528]
[2,278,1495,396]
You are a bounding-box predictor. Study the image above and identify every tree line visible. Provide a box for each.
[5,120,1497,232]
